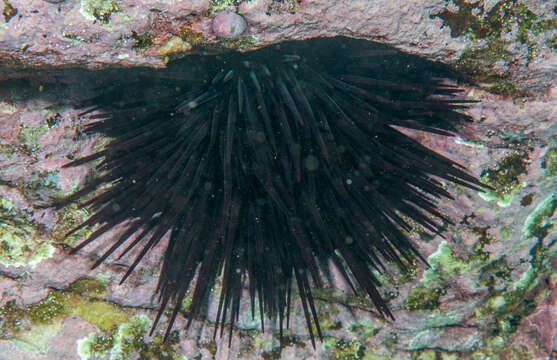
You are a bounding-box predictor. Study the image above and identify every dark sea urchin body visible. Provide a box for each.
[60,37,484,347]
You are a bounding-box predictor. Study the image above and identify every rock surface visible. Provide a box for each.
[1,0,555,93]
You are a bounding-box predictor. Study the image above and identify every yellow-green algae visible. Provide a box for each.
[0,277,129,356]
[403,184,556,357]
[61,30,101,44]
[326,340,393,360]
[12,322,61,354]
[236,327,306,358]
[322,337,366,360]
[131,30,153,51]
[178,27,205,48]
[16,120,48,156]
[207,0,300,15]
[432,0,556,97]
[265,0,300,15]
[206,0,245,15]
[465,194,557,358]
[541,147,557,178]
[50,202,91,248]
[178,285,194,314]
[70,277,108,298]
[479,152,528,207]
[312,287,366,311]
[218,35,258,50]
[0,278,125,332]
[0,101,17,114]
[522,194,556,240]
[2,111,74,206]
[80,0,121,24]
[77,315,184,360]
[158,37,193,58]
[225,286,384,359]
[0,197,54,267]
[404,241,469,312]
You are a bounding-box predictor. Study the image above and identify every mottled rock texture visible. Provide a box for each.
[0,0,556,359]
[1,0,555,93]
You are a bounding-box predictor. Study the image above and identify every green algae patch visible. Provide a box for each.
[522,194,557,240]
[433,0,556,96]
[11,322,62,354]
[265,0,300,15]
[483,218,554,315]
[131,30,153,51]
[433,0,555,47]
[0,101,17,114]
[346,318,381,343]
[409,327,480,353]
[5,115,65,200]
[0,278,125,344]
[207,0,245,14]
[70,277,108,298]
[427,241,468,277]
[0,300,29,338]
[469,194,557,358]
[77,315,184,360]
[321,337,366,360]
[404,241,469,311]
[0,288,129,355]
[312,287,380,313]
[28,289,125,331]
[61,30,101,44]
[178,28,205,47]
[16,121,48,156]
[480,152,528,207]
[0,197,55,267]
[80,0,121,24]
[219,35,258,50]
[51,202,91,248]
[541,147,557,178]
[26,291,70,325]
[158,37,193,57]
[20,170,61,203]
[100,315,149,359]
[0,294,60,338]
[238,328,305,359]
[404,285,446,311]
[77,331,114,359]
[179,285,194,314]
[511,263,536,293]
[472,295,538,358]
[254,335,274,356]
[72,297,126,331]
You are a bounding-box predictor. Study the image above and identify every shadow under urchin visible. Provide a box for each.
[58,36,484,347]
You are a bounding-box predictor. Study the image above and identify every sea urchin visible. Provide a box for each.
[59,37,484,347]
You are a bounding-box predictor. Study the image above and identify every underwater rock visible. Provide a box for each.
[212,11,246,39]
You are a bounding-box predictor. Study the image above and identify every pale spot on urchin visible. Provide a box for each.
[304,155,319,171]
[212,11,247,39]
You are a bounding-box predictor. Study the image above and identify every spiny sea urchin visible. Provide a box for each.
[59,36,484,347]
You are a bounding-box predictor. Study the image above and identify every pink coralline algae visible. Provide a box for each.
[212,11,247,39]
